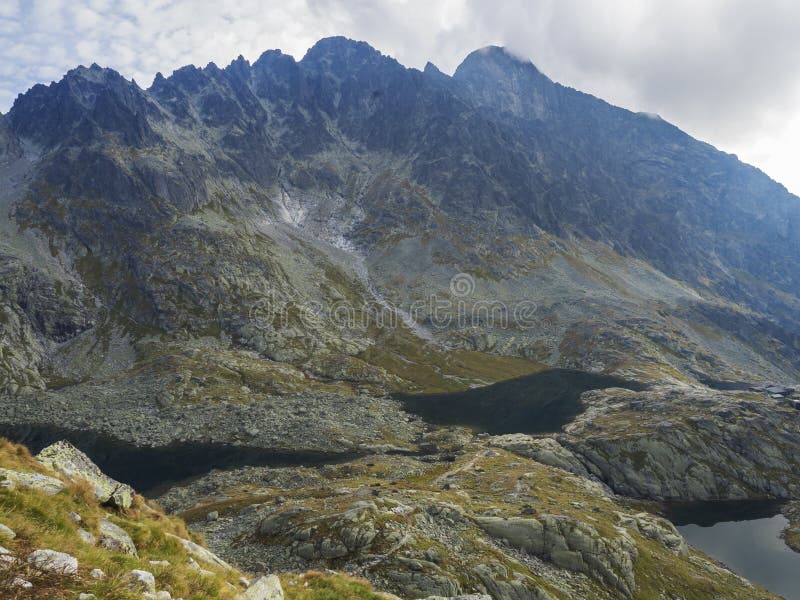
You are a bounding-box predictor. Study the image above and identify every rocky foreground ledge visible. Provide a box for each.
[0,437,549,599]
[165,436,776,600]
[0,438,418,599]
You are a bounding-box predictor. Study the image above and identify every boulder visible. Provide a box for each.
[128,569,156,593]
[0,523,16,539]
[0,467,66,495]
[242,574,284,600]
[766,385,793,396]
[165,532,233,570]
[488,435,590,477]
[99,518,137,555]
[476,514,637,597]
[187,557,216,577]
[89,568,106,579]
[27,549,78,575]
[423,596,492,600]
[149,559,171,567]
[78,528,96,545]
[0,544,15,566]
[36,441,135,508]
[616,512,688,555]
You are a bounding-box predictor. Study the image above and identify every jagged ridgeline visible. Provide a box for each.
[3,36,800,404]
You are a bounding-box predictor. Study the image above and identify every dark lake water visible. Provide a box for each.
[397,368,647,434]
[0,424,363,495]
[665,500,800,599]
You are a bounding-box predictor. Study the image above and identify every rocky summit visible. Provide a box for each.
[1,36,800,599]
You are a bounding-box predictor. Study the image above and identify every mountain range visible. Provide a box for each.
[2,35,800,599]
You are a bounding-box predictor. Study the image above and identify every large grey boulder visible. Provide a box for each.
[476,514,637,597]
[0,467,66,495]
[488,434,591,477]
[128,569,156,593]
[0,523,16,539]
[471,564,557,600]
[242,574,284,600]
[165,532,233,570]
[423,596,491,600]
[36,441,135,508]
[615,512,688,555]
[0,544,15,567]
[27,549,78,575]
[77,528,96,545]
[99,518,137,555]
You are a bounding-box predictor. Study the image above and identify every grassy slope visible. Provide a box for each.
[0,439,389,599]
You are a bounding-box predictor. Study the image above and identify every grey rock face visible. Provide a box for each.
[36,440,135,508]
[559,385,800,500]
[0,467,66,495]
[242,574,284,600]
[615,512,688,555]
[165,532,234,570]
[259,502,379,561]
[488,435,590,477]
[27,549,78,575]
[128,569,156,593]
[476,515,637,597]
[99,518,137,555]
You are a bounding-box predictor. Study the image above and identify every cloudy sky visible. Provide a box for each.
[2,0,799,194]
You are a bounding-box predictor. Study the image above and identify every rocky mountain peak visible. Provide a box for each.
[9,63,157,148]
[454,45,554,118]
[301,36,399,74]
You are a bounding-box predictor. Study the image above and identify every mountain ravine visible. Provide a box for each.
[1,36,800,598]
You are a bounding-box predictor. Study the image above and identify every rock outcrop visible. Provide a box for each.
[558,385,800,500]
[0,467,66,495]
[615,512,688,555]
[488,435,590,477]
[99,518,137,555]
[27,549,78,575]
[165,532,233,570]
[241,574,284,600]
[475,515,637,596]
[36,441,135,508]
[128,569,156,593]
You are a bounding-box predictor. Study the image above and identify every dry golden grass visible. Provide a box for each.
[0,438,242,599]
[281,571,388,600]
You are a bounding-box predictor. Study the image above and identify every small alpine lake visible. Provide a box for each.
[397,368,647,434]
[664,500,800,599]
[0,424,366,496]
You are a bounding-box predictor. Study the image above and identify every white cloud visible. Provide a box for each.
[0,1,20,19]
[1,0,799,194]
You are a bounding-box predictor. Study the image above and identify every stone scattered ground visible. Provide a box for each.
[166,434,777,600]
